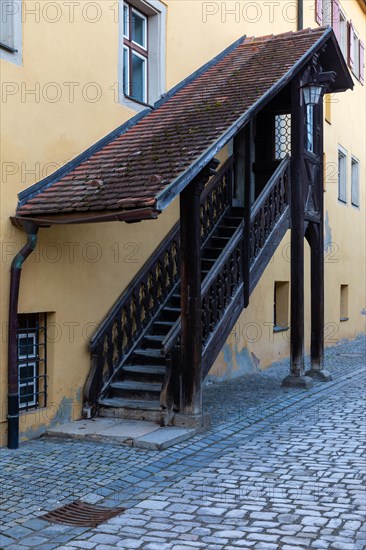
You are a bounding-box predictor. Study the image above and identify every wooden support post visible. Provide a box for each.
[282,77,313,389]
[306,229,330,381]
[180,167,209,415]
[306,92,331,382]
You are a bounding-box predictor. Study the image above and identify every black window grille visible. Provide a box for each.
[275,113,291,159]
[17,313,48,410]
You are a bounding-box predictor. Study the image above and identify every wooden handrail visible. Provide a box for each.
[251,154,290,220]
[201,156,234,203]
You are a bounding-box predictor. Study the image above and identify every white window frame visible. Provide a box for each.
[18,332,37,360]
[17,331,38,409]
[131,7,147,49]
[322,0,332,26]
[338,145,347,204]
[338,7,347,60]
[130,49,148,103]
[351,156,360,208]
[19,361,37,408]
[0,0,22,65]
[119,0,166,110]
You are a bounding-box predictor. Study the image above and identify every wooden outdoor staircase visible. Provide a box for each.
[84,155,291,423]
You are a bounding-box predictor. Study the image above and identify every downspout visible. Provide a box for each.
[8,221,39,449]
[297,0,303,30]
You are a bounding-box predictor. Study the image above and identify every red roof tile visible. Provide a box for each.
[16,27,350,222]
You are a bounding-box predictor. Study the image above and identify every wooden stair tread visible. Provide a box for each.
[99,398,162,410]
[111,381,162,392]
[143,335,165,342]
[134,349,164,358]
[123,365,165,375]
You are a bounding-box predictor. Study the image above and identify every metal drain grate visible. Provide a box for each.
[42,500,125,527]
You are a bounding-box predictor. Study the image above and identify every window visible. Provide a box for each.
[348,21,364,83]
[17,313,47,410]
[340,285,349,321]
[306,105,314,153]
[314,0,364,81]
[274,114,291,160]
[338,146,347,203]
[322,0,332,25]
[123,3,148,103]
[323,152,327,191]
[0,0,21,64]
[120,0,166,108]
[338,8,347,59]
[351,157,359,207]
[324,94,332,124]
[274,281,289,332]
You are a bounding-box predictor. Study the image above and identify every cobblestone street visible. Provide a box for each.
[1,337,365,550]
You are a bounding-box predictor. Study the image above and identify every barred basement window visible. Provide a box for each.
[274,114,291,160]
[17,313,48,410]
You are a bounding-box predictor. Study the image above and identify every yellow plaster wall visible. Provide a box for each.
[209,0,366,379]
[0,1,365,443]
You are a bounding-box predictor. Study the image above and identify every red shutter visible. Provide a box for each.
[360,41,365,84]
[315,0,322,25]
[332,0,340,40]
[348,21,354,69]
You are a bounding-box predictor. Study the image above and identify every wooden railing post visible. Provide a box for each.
[180,162,217,415]
[243,120,254,307]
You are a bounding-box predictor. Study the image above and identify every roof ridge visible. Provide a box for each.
[243,27,326,45]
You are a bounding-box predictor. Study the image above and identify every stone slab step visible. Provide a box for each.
[99,398,165,423]
[133,427,197,450]
[46,418,197,450]
[47,419,160,443]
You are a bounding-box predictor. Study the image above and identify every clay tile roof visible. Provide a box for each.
[15,26,352,224]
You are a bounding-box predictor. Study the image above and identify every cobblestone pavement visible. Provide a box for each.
[0,337,365,549]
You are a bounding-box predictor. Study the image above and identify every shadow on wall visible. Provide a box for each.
[204,344,260,385]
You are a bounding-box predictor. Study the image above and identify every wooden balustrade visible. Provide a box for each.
[85,157,235,405]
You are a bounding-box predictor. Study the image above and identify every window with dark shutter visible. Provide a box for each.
[348,21,354,69]
[351,157,360,207]
[338,147,347,204]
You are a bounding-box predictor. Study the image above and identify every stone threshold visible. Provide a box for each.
[46,418,197,450]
